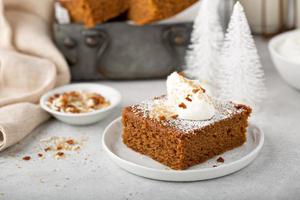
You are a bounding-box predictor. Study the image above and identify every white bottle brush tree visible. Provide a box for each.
[217,2,266,108]
[185,0,223,85]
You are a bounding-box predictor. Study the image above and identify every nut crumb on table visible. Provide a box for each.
[44,147,51,152]
[66,139,75,145]
[57,152,64,156]
[56,145,63,150]
[17,136,88,162]
[22,156,31,161]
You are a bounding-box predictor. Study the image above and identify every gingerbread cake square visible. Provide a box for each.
[122,97,251,170]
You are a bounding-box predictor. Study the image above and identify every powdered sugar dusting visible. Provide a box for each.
[131,96,244,133]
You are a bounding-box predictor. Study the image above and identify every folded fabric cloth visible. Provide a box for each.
[0,0,70,151]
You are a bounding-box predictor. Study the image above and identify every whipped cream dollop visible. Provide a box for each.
[166,72,215,120]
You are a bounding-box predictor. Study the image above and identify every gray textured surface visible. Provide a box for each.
[1,38,300,200]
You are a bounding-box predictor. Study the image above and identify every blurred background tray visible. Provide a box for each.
[54,22,192,81]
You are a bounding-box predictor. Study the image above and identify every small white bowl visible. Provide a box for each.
[269,30,300,90]
[40,83,121,125]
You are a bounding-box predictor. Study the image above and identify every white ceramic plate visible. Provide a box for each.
[40,83,121,125]
[102,117,264,181]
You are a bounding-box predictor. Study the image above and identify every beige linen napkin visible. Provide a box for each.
[0,0,70,151]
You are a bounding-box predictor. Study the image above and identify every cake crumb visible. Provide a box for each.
[217,157,225,163]
[22,156,31,161]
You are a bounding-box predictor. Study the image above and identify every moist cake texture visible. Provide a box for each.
[61,0,197,26]
[128,0,198,25]
[60,0,129,27]
[122,97,251,170]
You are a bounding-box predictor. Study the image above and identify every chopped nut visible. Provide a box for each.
[56,99,67,107]
[22,156,31,161]
[57,152,64,157]
[74,146,81,151]
[192,86,206,93]
[68,91,80,97]
[90,94,105,104]
[192,88,200,93]
[38,153,43,157]
[159,115,166,121]
[65,106,80,113]
[185,96,192,102]
[217,157,225,163]
[86,99,96,108]
[171,115,178,119]
[48,96,54,103]
[66,139,75,145]
[178,71,185,76]
[54,152,65,160]
[234,104,245,110]
[178,102,187,109]
[44,147,51,152]
[56,145,63,150]
[46,91,110,114]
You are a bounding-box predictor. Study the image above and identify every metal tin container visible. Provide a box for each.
[54,22,192,80]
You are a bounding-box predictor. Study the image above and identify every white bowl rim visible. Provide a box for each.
[102,117,265,175]
[40,83,121,117]
[268,29,300,66]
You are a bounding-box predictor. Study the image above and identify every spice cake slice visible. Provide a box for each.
[128,0,198,25]
[60,0,129,27]
[122,97,251,170]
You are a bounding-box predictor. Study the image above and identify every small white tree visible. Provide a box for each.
[185,0,223,84]
[217,2,266,107]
